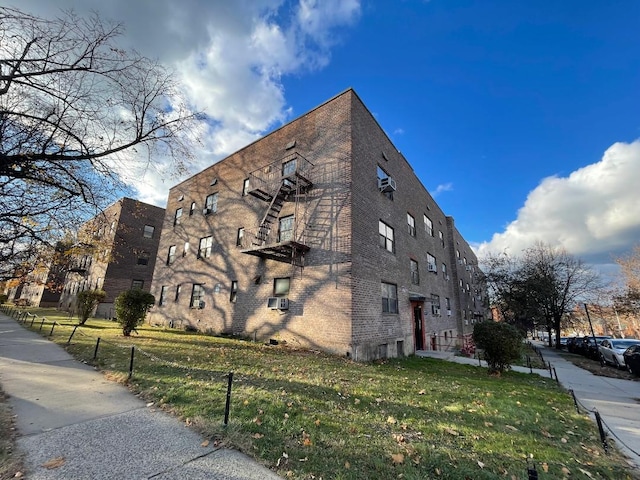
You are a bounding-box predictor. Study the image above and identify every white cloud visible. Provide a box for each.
[476,140,640,265]
[17,0,361,206]
[432,182,454,197]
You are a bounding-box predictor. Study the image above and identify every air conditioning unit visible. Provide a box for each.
[465,265,472,271]
[203,207,212,215]
[447,309,452,316]
[267,297,289,310]
[427,264,437,272]
[378,177,397,193]
[433,307,441,316]
[458,259,464,265]
[191,300,205,309]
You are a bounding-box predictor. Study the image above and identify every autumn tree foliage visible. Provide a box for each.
[0,7,200,280]
[614,245,640,317]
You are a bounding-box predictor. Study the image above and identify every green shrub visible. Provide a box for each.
[76,290,106,325]
[473,321,523,374]
[114,289,155,336]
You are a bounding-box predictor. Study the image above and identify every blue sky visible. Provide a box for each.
[17,0,640,272]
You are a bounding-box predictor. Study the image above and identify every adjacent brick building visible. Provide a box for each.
[148,89,487,361]
[59,197,165,318]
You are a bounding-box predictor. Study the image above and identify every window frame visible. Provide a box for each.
[242,178,250,196]
[381,282,399,314]
[159,286,168,306]
[143,225,155,239]
[131,279,144,290]
[167,245,176,265]
[273,277,291,297]
[424,215,433,237]
[190,283,205,308]
[407,213,416,237]
[174,208,183,226]
[278,215,294,242]
[230,280,238,303]
[410,259,420,285]
[378,220,395,253]
[204,193,218,215]
[236,227,245,247]
[198,236,213,259]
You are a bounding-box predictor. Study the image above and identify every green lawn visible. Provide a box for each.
[6,307,639,479]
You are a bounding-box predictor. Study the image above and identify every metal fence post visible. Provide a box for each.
[128,346,135,379]
[93,337,101,359]
[594,410,608,454]
[224,372,234,426]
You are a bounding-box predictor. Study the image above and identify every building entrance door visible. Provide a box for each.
[412,302,424,351]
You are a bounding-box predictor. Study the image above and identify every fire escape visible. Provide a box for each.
[241,152,314,266]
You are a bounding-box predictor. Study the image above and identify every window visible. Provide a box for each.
[424,215,433,236]
[236,228,245,247]
[183,242,189,257]
[442,263,448,279]
[278,215,294,242]
[137,251,150,266]
[190,202,196,216]
[198,236,213,258]
[167,245,176,265]
[131,279,144,290]
[143,225,155,238]
[174,208,183,226]
[174,284,181,302]
[379,220,395,253]
[410,259,419,285]
[210,178,218,186]
[204,193,218,214]
[110,221,116,233]
[274,277,290,297]
[230,281,238,303]
[282,159,296,177]
[159,286,168,306]
[381,282,398,314]
[439,230,445,248]
[190,284,205,308]
[377,165,388,181]
[242,178,250,196]
[431,294,441,315]
[427,253,436,272]
[407,213,416,237]
[445,297,451,315]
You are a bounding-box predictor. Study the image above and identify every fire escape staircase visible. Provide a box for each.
[241,153,313,266]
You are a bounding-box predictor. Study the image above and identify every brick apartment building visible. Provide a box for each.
[59,197,165,318]
[148,89,487,361]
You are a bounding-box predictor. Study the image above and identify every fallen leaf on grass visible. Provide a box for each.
[345,461,351,469]
[484,421,493,427]
[505,425,518,431]
[391,453,405,464]
[314,419,321,426]
[541,429,553,438]
[542,463,549,472]
[303,437,313,447]
[418,389,426,395]
[201,440,209,447]
[578,468,593,478]
[445,428,459,436]
[562,466,571,475]
[477,461,485,469]
[387,416,397,424]
[42,457,65,469]
[561,437,568,443]
[252,433,264,439]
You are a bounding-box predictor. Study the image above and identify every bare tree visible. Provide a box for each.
[482,243,603,348]
[0,7,200,280]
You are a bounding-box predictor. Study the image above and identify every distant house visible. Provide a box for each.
[147,89,488,361]
[59,197,164,318]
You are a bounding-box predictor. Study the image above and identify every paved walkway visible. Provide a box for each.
[419,344,640,471]
[0,313,281,479]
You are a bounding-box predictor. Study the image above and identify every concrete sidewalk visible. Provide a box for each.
[0,313,282,479]
[419,344,640,471]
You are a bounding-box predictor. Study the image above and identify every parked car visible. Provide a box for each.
[623,345,640,375]
[599,339,640,368]
[578,335,612,359]
[559,337,570,349]
[566,337,580,353]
